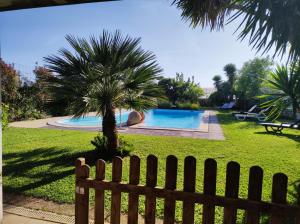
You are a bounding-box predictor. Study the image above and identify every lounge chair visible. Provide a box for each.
[232,105,257,116]
[218,103,229,109]
[234,107,270,121]
[259,120,300,133]
[225,102,235,109]
[218,102,235,109]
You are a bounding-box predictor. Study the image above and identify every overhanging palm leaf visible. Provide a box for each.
[172,0,300,60]
[259,65,300,120]
[44,30,162,151]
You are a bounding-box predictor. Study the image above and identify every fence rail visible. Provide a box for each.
[75,155,300,224]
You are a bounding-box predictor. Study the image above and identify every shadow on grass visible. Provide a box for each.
[254,131,300,143]
[3,147,98,193]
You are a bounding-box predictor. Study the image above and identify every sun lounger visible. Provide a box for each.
[234,107,270,121]
[218,103,229,109]
[259,120,300,133]
[218,102,235,109]
[232,105,257,116]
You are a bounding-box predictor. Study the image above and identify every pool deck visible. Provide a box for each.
[9,110,224,140]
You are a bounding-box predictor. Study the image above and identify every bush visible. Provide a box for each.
[158,100,173,109]
[91,135,133,161]
[176,102,200,110]
[2,104,9,130]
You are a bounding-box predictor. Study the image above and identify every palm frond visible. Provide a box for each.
[44,30,162,117]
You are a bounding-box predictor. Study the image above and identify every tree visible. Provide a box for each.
[223,63,237,101]
[44,30,162,152]
[235,58,273,108]
[158,73,204,105]
[212,75,222,91]
[158,78,179,105]
[172,0,300,60]
[209,75,231,105]
[33,66,66,116]
[259,65,300,120]
[0,60,20,104]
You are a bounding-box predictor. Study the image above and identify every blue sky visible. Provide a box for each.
[0,0,283,87]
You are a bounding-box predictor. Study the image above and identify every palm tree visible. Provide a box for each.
[44,30,162,152]
[223,63,237,101]
[212,75,222,91]
[259,65,300,120]
[172,0,300,60]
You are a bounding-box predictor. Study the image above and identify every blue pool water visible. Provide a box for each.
[57,112,130,126]
[58,109,204,129]
[144,109,203,129]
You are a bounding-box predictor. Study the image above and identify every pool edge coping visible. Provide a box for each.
[47,110,210,133]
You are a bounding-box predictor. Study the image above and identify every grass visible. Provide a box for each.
[3,112,300,223]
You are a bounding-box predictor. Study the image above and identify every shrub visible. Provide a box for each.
[91,135,133,161]
[176,102,200,110]
[190,103,200,110]
[158,101,173,109]
[2,104,9,130]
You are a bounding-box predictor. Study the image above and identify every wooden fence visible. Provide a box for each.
[75,155,300,224]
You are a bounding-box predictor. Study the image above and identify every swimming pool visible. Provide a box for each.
[57,109,204,129]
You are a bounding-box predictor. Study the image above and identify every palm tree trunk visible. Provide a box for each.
[102,107,119,152]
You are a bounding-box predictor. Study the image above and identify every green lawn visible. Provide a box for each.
[3,112,300,222]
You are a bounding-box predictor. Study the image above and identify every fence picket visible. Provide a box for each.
[245,166,263,224]
[182,156,196,224]
[75,158,90,224]
[74,156,300,224]
[202,159,217,224]
[145,155,158,224]
[95,159,106,224]
[128,155,141,224]
[163,155,178,224]
[269,173,288,224]
[110,157,123,224]
[223,161,240,224]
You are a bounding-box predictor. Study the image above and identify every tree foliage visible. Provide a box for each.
[223,63,237,100]
[259,64,300,120]
[44,30,162,153]
[158,73,204,106]
[236,57,273,103]
[172,0,300,60]
[209,75,231,106]
[212,75,222,91]
[0,60,46,121]
[0,59,20,104]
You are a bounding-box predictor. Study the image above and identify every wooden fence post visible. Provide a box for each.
[163,155,178,224]
[269,173,288,224]
[182,156,196,224]
[246,166,263,224]
[75,158,90,224]
[145,155,158,224]
[95,159,106,224]
[110,157,123,224]
[128,155,141,224]
[223,161,240,224]
[202,158,217,224]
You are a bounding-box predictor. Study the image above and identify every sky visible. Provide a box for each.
[0,0,284,87]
